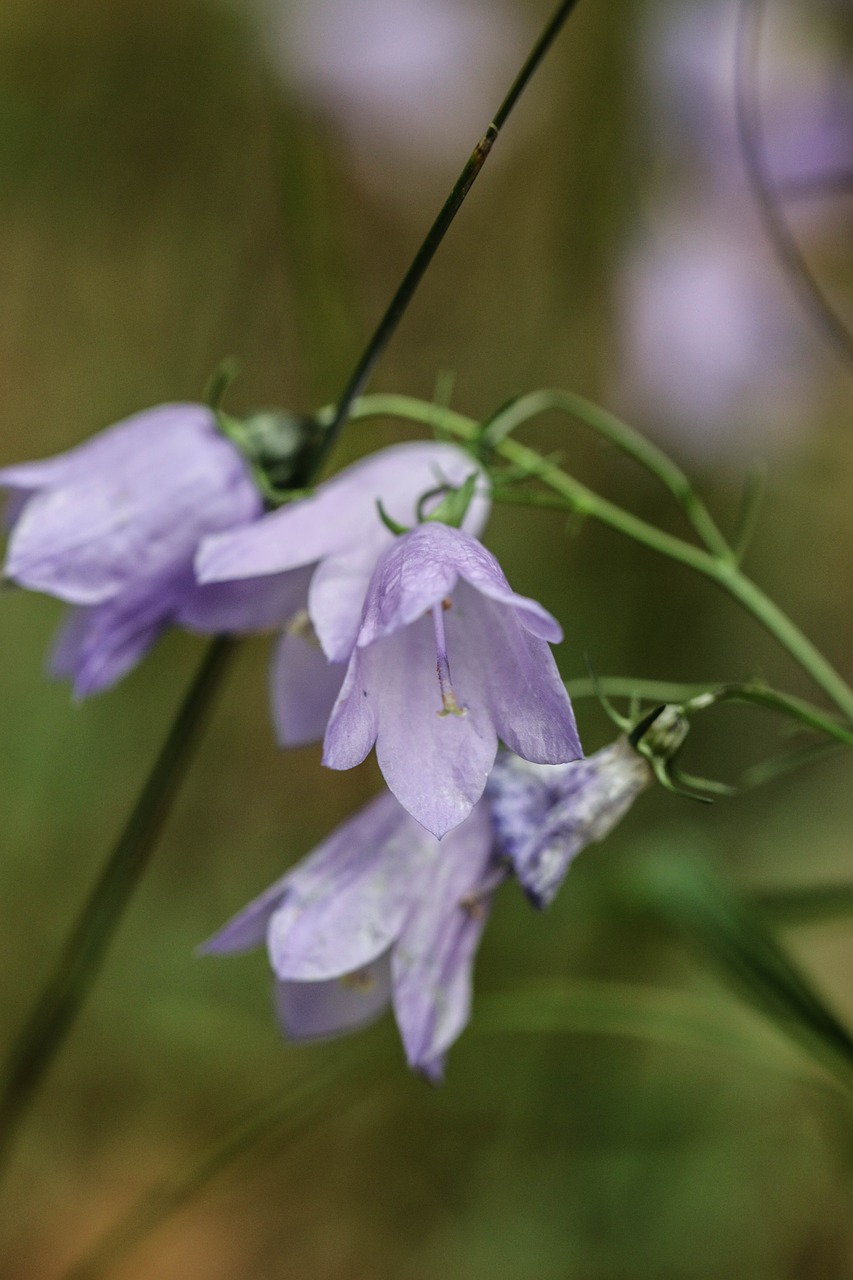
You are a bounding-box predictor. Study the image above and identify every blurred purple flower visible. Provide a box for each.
[322,521,582,838]
[267,0,521,182]
[196,441,490,747]
[0,403,304,695]
[615,1,853,457]
[647,1,853,201]
[617,217,813,454]
[203,788,501,1081]
[488,739,653,908]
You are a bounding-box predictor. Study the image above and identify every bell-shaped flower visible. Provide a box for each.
[196,441,489,744]
[0,403,308,696]
[202,789,502,1080]
[487,737,654,907]
[322,521,582,838]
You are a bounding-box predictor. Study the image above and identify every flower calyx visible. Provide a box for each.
[376,470,482,540]
[217,410,324,506]
[628,703,734,802]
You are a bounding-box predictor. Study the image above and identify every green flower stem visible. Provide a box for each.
[485,389,733,561]
[347,394,853,724]
[564,676,853,747]
[312,0,585,471]
[0,638,236,1181]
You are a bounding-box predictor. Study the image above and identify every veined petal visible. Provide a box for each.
[267,791,433,979]
[177,564,312,633]
[392,802,499,1078]
[270,627,346,747]
[48,586,175,697]
[199,867,295,954]
[325,620,498,838]
[49,607,96,681]
[357,522,562,648]
[485,753,576,866]
[307,547,380,662]
[196,441,488,585]
[0,403,217,494]
[275,953,393,1041]
[4,406,259,606]
[489,740,652,907]
[321,646,379,772]
[450,582,582,764]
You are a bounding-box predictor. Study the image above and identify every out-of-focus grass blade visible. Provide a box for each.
[752,882,853,926]
[477,981,828,1089]
[62,1046,379,1280]
[613,849,853,1094]
[740,740,846,790]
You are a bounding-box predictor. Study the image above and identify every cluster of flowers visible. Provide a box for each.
[1,402,655,1076]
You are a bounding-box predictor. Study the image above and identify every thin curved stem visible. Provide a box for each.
[734,0,853,369]
[312,0,585,472]
[564,675,853,747]
[347,394,853,724]
[485,389,733,561]
[0,638,236,1181]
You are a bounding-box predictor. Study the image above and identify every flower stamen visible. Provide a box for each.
[432,600,466,717]
[340,968,376,993]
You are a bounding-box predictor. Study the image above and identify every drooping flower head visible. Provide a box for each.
[1,411,485,725]
[202,789,503,1081]
[488,706,690,906]
[0,403,303,695]
[196,440,490,744]
[203,729,667,1078]
[322,520,582,837]
[488,738,653,907]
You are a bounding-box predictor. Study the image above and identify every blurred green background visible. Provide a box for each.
[1,0,853,1275]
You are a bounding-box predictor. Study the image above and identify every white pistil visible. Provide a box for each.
[432,599,465,717]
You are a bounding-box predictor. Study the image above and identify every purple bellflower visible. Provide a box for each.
[0,403,309,696]
[487,737,655,908]
[196,441,490,746]
[203,736,658,1078]
[202,788,502,1081]
[322,521,582,838]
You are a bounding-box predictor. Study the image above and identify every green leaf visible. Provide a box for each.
[613,847,853,1093]
[752,882,853,926]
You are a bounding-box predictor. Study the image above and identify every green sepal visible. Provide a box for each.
[422,472,479,529]
[375,500,410,537]
[203,357,241,411]
[216,409,325,507]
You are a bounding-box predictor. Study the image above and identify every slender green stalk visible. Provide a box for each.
[485,389,733,560]
[0,638,235,1180]
[754,883,853,927]
[312,0,585,471]
[347,394,853,723]
[564,676,853,747]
